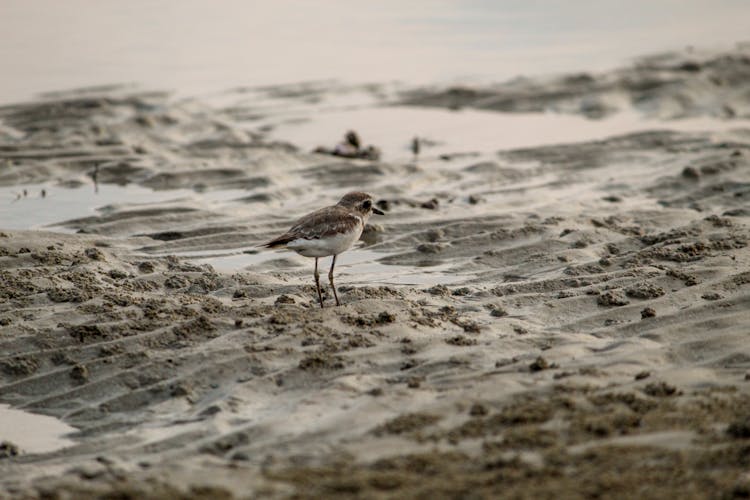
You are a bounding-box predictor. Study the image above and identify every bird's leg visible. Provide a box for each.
[314,258,324,308]
[329,255,340,306]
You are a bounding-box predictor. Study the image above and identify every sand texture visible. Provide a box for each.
[2,47,750,498]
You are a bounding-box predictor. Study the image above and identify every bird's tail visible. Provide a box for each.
[261,234,293,248]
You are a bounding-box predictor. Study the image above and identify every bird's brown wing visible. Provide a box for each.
[264,206,362,247]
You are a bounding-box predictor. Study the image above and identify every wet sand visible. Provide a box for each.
[2,47,750,498]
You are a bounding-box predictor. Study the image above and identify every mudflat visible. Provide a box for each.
[1,47,750,498]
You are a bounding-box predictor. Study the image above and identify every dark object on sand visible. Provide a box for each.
[314,130,381,161]
[529,356,550,372]
[411,136,420,159]
[90,164,99,193]
[0,441,19,459]
[345,130,360,150]
[641,307,656,319]
[420,198,439,210]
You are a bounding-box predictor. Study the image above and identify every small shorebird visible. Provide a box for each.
[264,192,384,308]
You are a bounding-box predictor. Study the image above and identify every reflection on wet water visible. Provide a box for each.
[3,102,748,288]
[3,109,747,234]
[0,404,75,454]
[0,183,250,232]
[168,247,466,286]
[262,106,750,160]
[341,256,466,285]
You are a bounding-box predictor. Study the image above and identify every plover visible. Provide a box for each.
[264,192,384,308]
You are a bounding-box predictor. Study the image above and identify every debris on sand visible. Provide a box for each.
[313,130,381,160]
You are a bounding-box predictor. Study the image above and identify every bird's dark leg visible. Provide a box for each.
[329,255,340,306]
[314,258,324,308]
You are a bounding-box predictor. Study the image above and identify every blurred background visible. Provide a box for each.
[2,0,749,103]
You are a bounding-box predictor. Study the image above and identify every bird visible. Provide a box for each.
[263,192,384,308]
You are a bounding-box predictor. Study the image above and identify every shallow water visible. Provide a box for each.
[0,183,249,232]
[2,106,747,235]
[0,183,173,231]
[0,404,75,454]
[262,106,750,160]
[1,1,749,103]
[189,248,466,285]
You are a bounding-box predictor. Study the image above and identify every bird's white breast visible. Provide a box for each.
[287,221,363,257]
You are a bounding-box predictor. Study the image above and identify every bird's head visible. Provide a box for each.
[337,191,384,219]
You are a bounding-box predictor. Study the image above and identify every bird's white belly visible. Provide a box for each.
[287,227,363,257]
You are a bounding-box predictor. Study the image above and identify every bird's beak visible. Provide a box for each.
[372,207,385,215]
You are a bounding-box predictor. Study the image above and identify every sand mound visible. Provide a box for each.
[401,47,750,120]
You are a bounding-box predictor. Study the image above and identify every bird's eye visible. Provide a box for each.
[363,200,372,209]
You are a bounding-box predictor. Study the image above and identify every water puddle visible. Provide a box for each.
[0,183,250,232]
[2,108,746,234]
[0,404,76,455]
[0,183,176,231]
[1,180,467,286]
[334,249,465,285]
[262,106,750,161]
[180,247,465,286]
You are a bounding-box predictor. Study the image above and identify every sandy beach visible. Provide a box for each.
[1,45,750,498]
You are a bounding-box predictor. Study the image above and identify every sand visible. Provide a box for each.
[1,46,750,499]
